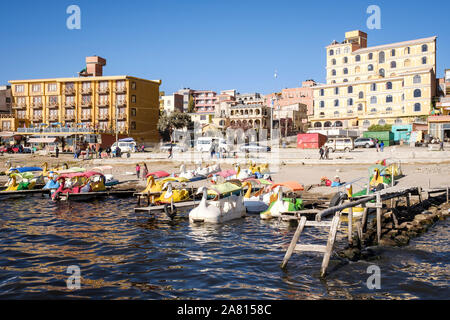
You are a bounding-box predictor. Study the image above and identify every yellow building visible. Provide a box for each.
[310,30,437,130]
[9,75,161,143]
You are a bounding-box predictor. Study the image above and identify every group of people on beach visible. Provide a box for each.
[135,163,149,180]
[319,146,329,160]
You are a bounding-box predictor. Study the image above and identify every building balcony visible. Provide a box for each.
[49,114,59,121]
[64,87,76,95]
[31,102,43,109]
[64,102,76,108]
[116,113,127,120]
[98,113,110,120]
[116,100,127,107]
[97,87,110,94]
[65,114,76,121]
[32,115,43,121]
[12,103,27,109]
[16,114,27,120]
[47,102,59,109]
[81,114,92,121]
[115,86,127,94]
[81,101,92,108]
[81,87,92,95]
[98,100,109,107]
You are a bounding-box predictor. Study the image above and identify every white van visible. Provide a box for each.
[111,141,137,153]
[195,137,230,152]
[324,137,354,152]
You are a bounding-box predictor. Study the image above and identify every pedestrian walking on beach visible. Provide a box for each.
[324,147,329,160]
[55,146,59,158]
[439,140,444,151]
[319,146,324,160]
[210,142,216,159]
[375,139,379,152]
[380,141,384,152]
[168,143,173,159]
[136,163,141,179]
[142,163,148,180]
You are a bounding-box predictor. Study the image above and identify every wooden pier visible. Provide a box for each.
[280,185,450,277]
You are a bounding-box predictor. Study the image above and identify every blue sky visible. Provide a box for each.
[0,0,448,95]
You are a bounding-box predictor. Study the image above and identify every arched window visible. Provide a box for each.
[314,122,322,128]
[357,104,363,111]
[402,93,405,101]
[363,120,371,127]
[344,47,349,54]
[404,59,411,67]
[368,64,374,71]
[368,53,373,60]
[379,119,386,125]
[320,101,325,108]
[329,49,334,56]
[379,68,385,77]
[343,57,348,64]
[343,79,348,82]
[343,68,348,74]
[319,112,325,117]
[320,88,325,96]
[390,61,396,68]
[386,82,392,90]
[414,89,421,97]
[379,51,385,63]
[414,103,421,112]
[422,57,427,64]
[348,86,353,94]
[358,91,364,99]
[324,121,332,127]
[355,66,360,73]
[370,96,377,104]
[348,98,353,106]
[391,49,395,57]
[334,111,340,117]
[334,99,339,107]
[371,83,377,91]
[395,118,403,124]
[331,69,336,76]
[335,120,343,127]
[386,107,393,113]
[334,87,339,95]
[355,55,361,62]
[386,95,393,103]
[370,108,377,113]
[347,109,353,114]
[331,80,336,84]
[421,44,428,52]
[332,58,336,65]
[413,75,421,84]
[404,47,410,55]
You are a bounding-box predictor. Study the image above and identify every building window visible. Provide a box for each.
[200,115,206,121]
[331,80,336,84]
[347,98,353,106]
[386,107,393,113]
[320,101,325,108]
[379,119,386,125]
[414,89,421,97]
[390,61,396,68]
[358,91,364,99]
[414,103,421,112]
[131,95,136,103]
[331,58,336,65]
[395,118,403,124]
[343,68,348,75]
[314,122,322,128]
[131,82,136,90]
[131,121,136,130]
[15,85,25,93]
[371,83,377,91]
[363,120,371,127]
[355,55,361,62]
[368,64,374,71]
[370,96,377,104]
[422,57,427,64]
[379,51,385,63]
[370,108,377,113]
[48,83,57,92]
[334,99,339,107]
[334,111,340,117]
[413,75,421,83]
[404,47,410,55]
[368,53,373,60]
[324,121,332,127]
[379,68,385,77]
[334,87,339,95]
[391,49,395,57]
[386,82,392,90]
[343,57,348,64]
[343,79,348,82]
[331,69,336,76]
[402,93,405,101]
[329,49,334,56]
[131,108,136,116]
[357,104,363,111]
[320,89,324,96]
[336,48,340,55]
[32,84,41,92]
[422,44,428,52]
[347,86,353,94]
[386,95,393,103]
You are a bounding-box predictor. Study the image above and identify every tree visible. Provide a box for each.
[157,111,193,141]
[187,95,195,113]
[367,124,392,132]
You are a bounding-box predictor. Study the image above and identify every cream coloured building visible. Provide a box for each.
[310,30,437,130]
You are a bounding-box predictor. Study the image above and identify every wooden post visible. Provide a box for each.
[418,186,422,203]
[376,193,382,244]
[447,187,449,203]
[320,215,340,277]
[366,177,371,195]
[356,221,362,241]
[361,207,369,233]
[406,193,411,208]
[348,206,353,246]
[281,216,307,269]
[391,169,394,187]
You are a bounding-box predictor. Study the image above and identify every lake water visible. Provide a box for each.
[0,196,448,299]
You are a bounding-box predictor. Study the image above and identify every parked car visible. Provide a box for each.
[239,142,271,152]
[354,137,376,148]
[111,141,137,154]
[160,143,188,152]
[324,137,354,152]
